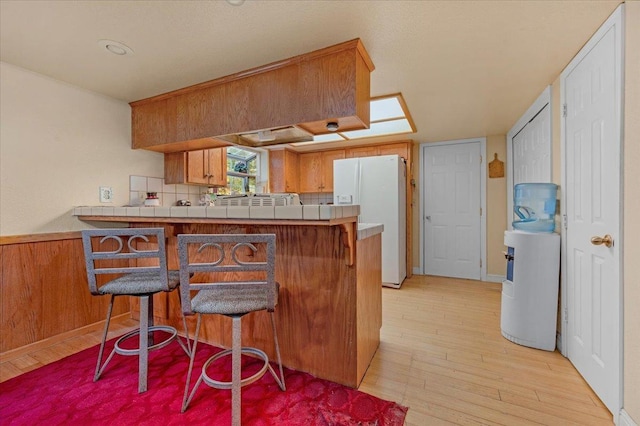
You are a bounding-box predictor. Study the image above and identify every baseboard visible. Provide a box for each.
[0,312,133,363]
[382,282,402,289]
[484,274,505,283]
[619,409,638,426]
[556,333,564,354]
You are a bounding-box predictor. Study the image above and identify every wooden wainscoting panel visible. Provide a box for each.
[41,240,77,338]
[2,243,44,351]
[0,247,4,350]
[1,236,131,353]
[356,233,382,384]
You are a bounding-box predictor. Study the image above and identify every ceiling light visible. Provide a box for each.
[226,0,245,5]
[257,130,276,142]
[98,39,134,56]
[326,122,339,132]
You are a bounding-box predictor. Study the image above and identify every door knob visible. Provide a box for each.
[426,215,431,221]
[591,234,613,248]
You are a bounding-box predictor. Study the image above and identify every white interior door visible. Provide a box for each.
[512,103,551,186]
[424,141,482,280]
[506,87,552,231]
[562,6,622,416]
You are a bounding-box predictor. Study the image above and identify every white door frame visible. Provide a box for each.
[419,138,487,280]
[560,4,624,419]
[506,86,552,230]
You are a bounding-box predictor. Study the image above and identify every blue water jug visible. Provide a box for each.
[513,183,558,232]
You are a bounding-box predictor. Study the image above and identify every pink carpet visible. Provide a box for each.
[0,336,407,425]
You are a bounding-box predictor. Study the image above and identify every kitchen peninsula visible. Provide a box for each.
[74,204,383,388]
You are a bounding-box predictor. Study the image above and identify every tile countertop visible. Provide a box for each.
[357,223,384,240]
[73,205,382,239]
[72,204,360,222]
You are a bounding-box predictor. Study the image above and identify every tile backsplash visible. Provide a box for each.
[299,193,334,205]
[129,176,335,207]
[129,175,208,207]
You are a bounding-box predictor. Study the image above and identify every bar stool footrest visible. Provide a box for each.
[114,326,179,356]
[201,347,270,390]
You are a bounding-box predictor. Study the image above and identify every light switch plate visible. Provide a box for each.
[337,194,352,204]
[99,186,113,203]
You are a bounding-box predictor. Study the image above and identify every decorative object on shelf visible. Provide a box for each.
[233,162,248,173]
[489,153,505,178]
[144,192,160,206]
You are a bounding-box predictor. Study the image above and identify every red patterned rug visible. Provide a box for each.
[0,336,407,425]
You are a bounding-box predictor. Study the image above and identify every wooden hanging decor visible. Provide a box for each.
[489,153,504,178]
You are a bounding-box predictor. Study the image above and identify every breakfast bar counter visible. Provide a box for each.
[75,205,382,388]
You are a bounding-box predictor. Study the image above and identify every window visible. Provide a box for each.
[226,146,258,194]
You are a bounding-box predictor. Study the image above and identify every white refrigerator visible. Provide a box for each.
[333,155,407,287]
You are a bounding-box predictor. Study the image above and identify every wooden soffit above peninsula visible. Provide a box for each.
[130,39,374,153]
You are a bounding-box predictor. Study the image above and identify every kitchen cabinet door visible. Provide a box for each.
[131,97,177,150]
[283,149,300,192]
[165,148,227,186]
[298,152,323,193]
[378,142,409,160]
[299,149,345,193]
[346,146,379,158]
[187,150,209,185]
[206,147,227,187]
[269,149,299,193]
[345,143,409,160]
[176,85,226,141]
[321,149,345,192]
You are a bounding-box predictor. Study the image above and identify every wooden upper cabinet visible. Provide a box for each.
[298,152,323,193]
[296,48,370,134]
[165,148,227,186]
[206,148,227,186]
[346,146,379,158]
[378,142,410,160]
[346,142,410,160]
[269,149,299,193]
[186,150,208,185]
[131,97,177,150]
[176,85,227,141]
[321,149,345,193]
[298,149,345,193]
[130,39,374,152]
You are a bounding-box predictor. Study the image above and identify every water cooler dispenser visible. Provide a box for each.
[501,183,560,351]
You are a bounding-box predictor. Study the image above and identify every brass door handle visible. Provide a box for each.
[591,234,613,248]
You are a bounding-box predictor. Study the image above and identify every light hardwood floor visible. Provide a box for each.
[0,275,612,425]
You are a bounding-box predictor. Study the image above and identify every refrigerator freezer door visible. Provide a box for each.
[334,155,407,286]
[333,158,361,205]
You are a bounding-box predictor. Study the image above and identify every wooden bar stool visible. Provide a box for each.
[177,233,286,425]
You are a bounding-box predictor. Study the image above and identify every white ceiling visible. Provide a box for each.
[0,0,621,145]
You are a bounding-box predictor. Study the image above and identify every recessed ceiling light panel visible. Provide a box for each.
[98,39,134,56]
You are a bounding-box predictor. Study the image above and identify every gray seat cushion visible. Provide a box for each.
[99,270,180,295]
[191,282,279,316]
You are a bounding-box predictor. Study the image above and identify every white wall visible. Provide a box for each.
[0,62,164,236]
